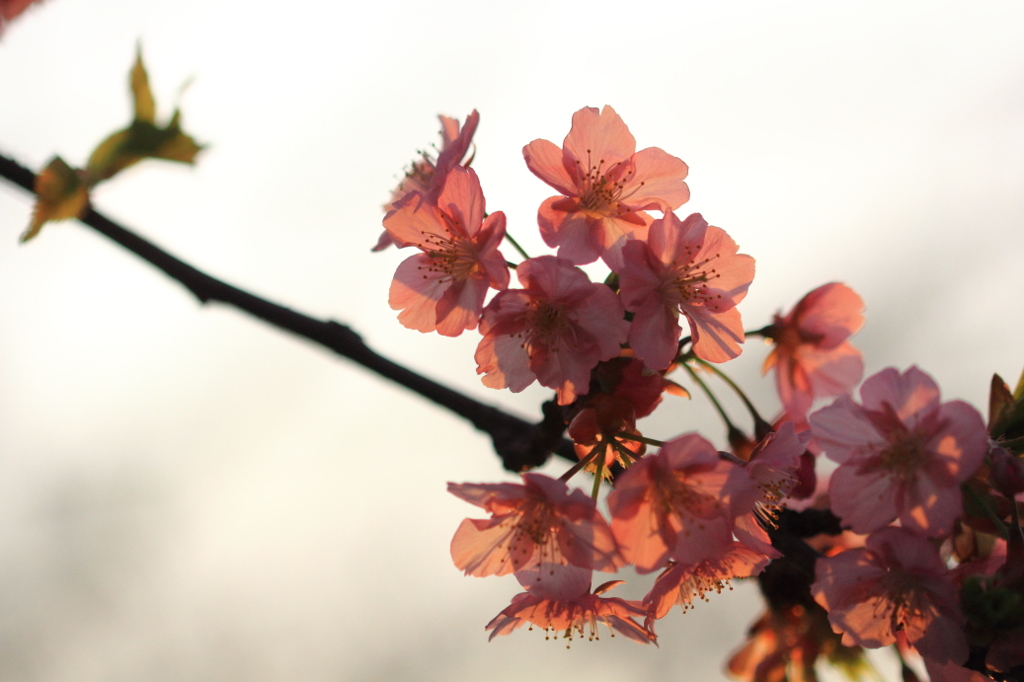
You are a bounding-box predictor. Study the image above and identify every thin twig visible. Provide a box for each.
[0,150,573,472]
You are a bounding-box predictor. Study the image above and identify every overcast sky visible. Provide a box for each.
[1,2,1023,681]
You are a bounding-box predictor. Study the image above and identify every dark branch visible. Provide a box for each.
[0,150,572,472]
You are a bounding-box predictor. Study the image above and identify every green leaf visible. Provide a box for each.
[85,118,202,184]
[83,47,204,185]
[22,156,90,242]
[1014,366,1024,403]
[990,374,1015,432]
[131,45,156,124]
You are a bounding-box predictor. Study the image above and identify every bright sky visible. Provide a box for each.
[1,1,1023,680]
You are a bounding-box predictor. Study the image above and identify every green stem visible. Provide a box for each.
[683,363,738,432]
[610,438,641,462]
[745,325,774,339]
[591,455,605,499]
[964,484,1009,538]
[504,233,531,261]
[695,358,771,432]
[614,431,664,448]
[559,447,597,482]
[998,435,1024,452]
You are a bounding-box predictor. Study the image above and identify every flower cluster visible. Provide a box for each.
[379,107,1024,679]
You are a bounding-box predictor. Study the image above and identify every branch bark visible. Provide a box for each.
[0,150,573,472]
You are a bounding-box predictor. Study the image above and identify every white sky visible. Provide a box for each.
[1,1,1023,680]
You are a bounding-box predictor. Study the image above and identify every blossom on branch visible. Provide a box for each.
[486,564,653,645]
[375,110,479,250]
[619,211,755,368]
[0,0,44,29]
[523,105,689,269]
[607,433,736,573]
[567,393,646,478]
[448,473,622,583]
[384,166,509,336]
[726,422,807,558]
[643,543,770,621]
[809,366,988,537]
[811,526,969,665]
[763,282,865,420]
[727,604,864,682]
[474,256,628,404]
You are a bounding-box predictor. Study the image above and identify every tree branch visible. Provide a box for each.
[0,150,573,472]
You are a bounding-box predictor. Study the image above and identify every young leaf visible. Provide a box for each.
[83,48,203,185]
[990,373,1015,432]
[22,156,90,242]
[130,45,156,124]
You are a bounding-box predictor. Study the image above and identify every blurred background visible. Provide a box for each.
[1,1,1023,680]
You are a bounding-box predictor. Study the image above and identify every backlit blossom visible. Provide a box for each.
[607,433,735,573]
[619,211,755,368]
[375,110,479,250]
[523,105,689,269]
[643,543,770,621]
[727,604,864,682]
[589,355,669,420]
[0,0,44,27]
[726,422,808,559]
[448,473,622,584]
[486,565,653,645]
[384,166,509,336]
[809,366,988,537]
[811,526,969,665]
[475,256,628,405]
[763,283,865,420]
[567,393,645,478]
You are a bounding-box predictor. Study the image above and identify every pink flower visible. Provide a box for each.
[923,659,993,682]
[811,526,969,665]
[523,105,689,269]
[589,356,668,419]
[763,283,865,421]
[486,565,653,645]
[567,393,646,477]
[643,543,770,621]
[375,110,479,251]
[384,166,509,336]
[809,366,989,537]
[607,433,735,573]
[474,256,628,405]
[0,0,44,26]
[619,211,755,368]
[740,422,808,510]
[448,473,622,583]
[725,422,808,558]
[727,605,861,682]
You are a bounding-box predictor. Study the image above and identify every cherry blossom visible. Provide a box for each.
[474,256,628,405]
[810,366,989,537]
[643,543,770,621]
[811,526,969,665]
[619,211,754,368]
[0,0,44,26]
[727,604,862,682]
[725,422,808,559]
[589,355,670,420]
[486,565,653,645]
[763,283,865,420]
[523,105,689,269]
[447,473,622,582]
[924,659,994,682]
[607,433,736,573]
[375,110,479,250]
[384,166,509,336]
[567,393,646,477]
